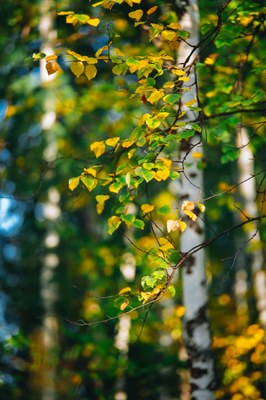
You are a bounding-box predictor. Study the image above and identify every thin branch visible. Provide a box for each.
[67,213,266,328]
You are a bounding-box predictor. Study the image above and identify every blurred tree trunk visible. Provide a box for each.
[177,1,215,398]
[236,127,266,328]
[30,1,59,399]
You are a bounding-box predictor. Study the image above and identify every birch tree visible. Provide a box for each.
[32,1,60,398]
[31,0,266,398]
[177,1,214,398]
[237,128,266,328]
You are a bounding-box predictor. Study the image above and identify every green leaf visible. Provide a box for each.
[135,167,155,182]
[146,276,157,288]
[133,219,145,230]
[221,147,239,164]
[157,205,170,215]
[142,162,155,170]
[108,215,122,235]
[167,285,176,297]
[180,130,194,139]
[163,93,181,105]
[178,30,189,39]
[191,123,202,133]
[112,63,128,76]
[152,269,165,280]
[69,177,80,191]
[32,52,46,61]
[119,287,132,295]
[81,175,97,192]
[121,213,136,227]
[141,275,157,289]
[114,296,127,309]
[109,181,124,193]
[169,171,180,180]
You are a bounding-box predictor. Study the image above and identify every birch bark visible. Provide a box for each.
[177,1,215,398]
[35,1,59,399]
[236,127,266,328]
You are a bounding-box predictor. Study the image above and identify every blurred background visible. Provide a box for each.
[0,1,266,399]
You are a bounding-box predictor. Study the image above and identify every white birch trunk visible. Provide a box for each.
[236,127,266,328]
[114,249,136,399]
[37,1,59,399]
[177,1,214,398]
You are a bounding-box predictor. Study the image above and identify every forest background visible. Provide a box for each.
[0,0,266,399]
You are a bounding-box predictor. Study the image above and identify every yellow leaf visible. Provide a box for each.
[119,287,132,295]
[184,210,197,221]
[197,203,206,213]
[120,299,129,311]
[171,67,185,76]
[156,112,169,119]
[167,220,179,233]
[80,175,97,192]
[147,89,165,104]
[85,64,97,80]
[182,201,195,211]
[140,291,151,303]
[138,113,150,126]
[238,15,254,26]
[67,50,98,64]
[192,152,203,159]
[125,0,141,5]
[141,204,155,213]
[176,305,186,316]
[179,76,190,82]
[167,22,181,30]
[108,215,122,235]
[151,23,164,31]
[137,59,149,69]
[85,57,98,64]
[96,195,110,214]
[162,30,177,41]
[122,140,135,148]
[159,237,174,251]
[114,48,125,57]
[69,177,80,191]
[128,9,143,21]
[46,61,60,75]
[128,148,136,159]
[90,141,105,158]
[57,11,74,16]
[163,81,175,89]
[184,99,197,107]
[160,158,172,169]
[84,167,97,177]
[146,117,160,130]
[106,137,120,147]
[95,44,109,58]
[218,182,235,192]
[154,168,170,181]
[178,220,187,232]
[66,14,79,25]
[109,182,123,193]
[125,172,131,187]
[92,1,114,9]
[87,17,100,26]
[147,6,158,15]
[45,55,57,62]
[70,61,84,77]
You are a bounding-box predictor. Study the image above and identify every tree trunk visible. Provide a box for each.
[236,127,266,328]
[177,1,215,398]
[30,1,59,399]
